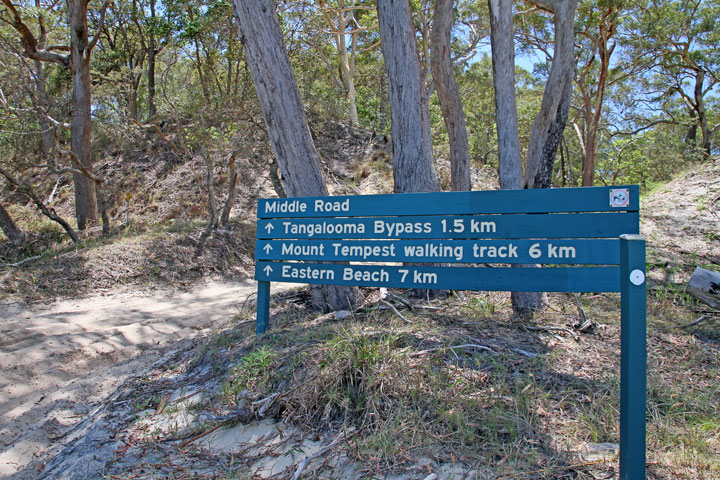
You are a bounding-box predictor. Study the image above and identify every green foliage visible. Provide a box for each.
[222,346,277,401]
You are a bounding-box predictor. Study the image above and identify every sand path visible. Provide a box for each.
[0,279,290,478]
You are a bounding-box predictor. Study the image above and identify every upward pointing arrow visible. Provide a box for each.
[263,243,273,254]
[264,223,274,234]
[263,265,273,276]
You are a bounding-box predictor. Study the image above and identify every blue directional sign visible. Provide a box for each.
[255,239,621,264]
[257,213,639,240]
[258,185,639,218]
[255,261,620,293]
[253,185,646,480]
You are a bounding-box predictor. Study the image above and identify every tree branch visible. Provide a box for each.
[87,0,114,55]
[0,0,70,66]
[0,161,79,242]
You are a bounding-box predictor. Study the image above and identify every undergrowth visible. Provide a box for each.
[204,283,720,479]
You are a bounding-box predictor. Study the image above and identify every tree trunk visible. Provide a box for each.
[0,202,23,245]
[518,1,573,320]
[378,0,441,299]
[336,0,359,125]
[147,0,158,119]
[220,154,238,226]
[431,0,471,191]
[377,0,440,194]
[231,0,360,312]
[518,0,577,316]
[488,0,539,318]
[69,0,98,231]
[687,267,720,310]
[694,70,712,159]
[582,125,597,186]
[488,0,522,191]
[128,84,139,121]
[524,0,577,190]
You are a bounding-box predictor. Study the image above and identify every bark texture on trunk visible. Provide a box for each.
[687,267,720,310]
[516,0,577,317]
[147,0,158,119]
[69,0,97,230]
[220,154,238,226]
[694,70,712,159]
[488,0,522,191]
[488,0,541,318]
[524,0,577,190]
[377,0,440,194]
[0,202,23,245]
[231,0,360,312]
[431,0,471,191]
[232,0,327,199]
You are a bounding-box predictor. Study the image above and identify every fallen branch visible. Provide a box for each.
[252,392,279,417]
[412,343,495,357]
[680,316,709,329]
[0,253,43,268]
[179,423,224,449]
[387,292,414,310]
[527,325,580,341]
[512,348,539,358]
[290,429,355,480]
[380,299,410,323]
[0,163,79,243]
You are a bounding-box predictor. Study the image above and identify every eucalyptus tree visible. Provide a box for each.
[626,0,720,159]
[377,0,439,193]
[315,0,368,125]
[231,0,360,311]
[488,0,577,318]
[431,0,471,191]
[0,0,112,230]
[572,0,624,186]
[523,0,577,190]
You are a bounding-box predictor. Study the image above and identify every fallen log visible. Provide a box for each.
[687,267,720,310]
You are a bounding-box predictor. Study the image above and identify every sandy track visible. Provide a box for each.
[0,279,290,478]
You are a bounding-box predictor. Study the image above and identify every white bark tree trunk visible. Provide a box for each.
[488,0,542,318]
[431,0,471,191]
[231,0,360,311]
[1,0,110,230]
[488,0,522,191]
[524,0,577,190]
[377,0,440,193]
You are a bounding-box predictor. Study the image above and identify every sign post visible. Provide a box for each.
[619,234,647,480]
[253,185,646,474]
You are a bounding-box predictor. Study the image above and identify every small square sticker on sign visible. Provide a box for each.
[609,188,630,208]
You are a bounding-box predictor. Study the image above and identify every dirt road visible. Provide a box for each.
[0,279,290,478]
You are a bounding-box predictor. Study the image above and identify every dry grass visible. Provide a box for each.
[94,279,719,479]
[216,284,716,479]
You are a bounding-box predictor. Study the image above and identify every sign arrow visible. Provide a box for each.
[264,223,274,234]
[263,243,272,254]
[263,265,273,275]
